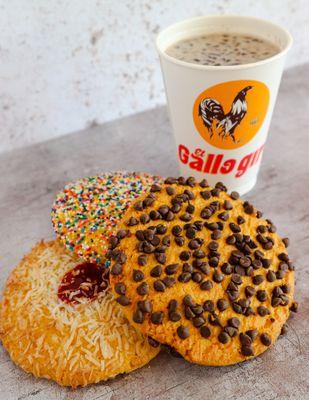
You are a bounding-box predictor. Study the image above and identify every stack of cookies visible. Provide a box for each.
[0,172,298,388]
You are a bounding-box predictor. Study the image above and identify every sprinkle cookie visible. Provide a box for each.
[51,172,162,265]
[109,177,296,366]
[0,241,159,387]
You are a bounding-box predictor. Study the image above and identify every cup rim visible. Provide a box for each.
[156,15,293,71]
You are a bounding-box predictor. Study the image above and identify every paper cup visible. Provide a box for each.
[156,16,292,194]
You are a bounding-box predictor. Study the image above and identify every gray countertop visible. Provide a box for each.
[0,64,308,400]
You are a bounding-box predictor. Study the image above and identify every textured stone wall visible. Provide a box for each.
[1,0,308,153]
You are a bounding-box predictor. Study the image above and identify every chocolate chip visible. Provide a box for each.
[115,282,126,295]
[226,235,236,245]
[211,230,222,240]
[134,200,144,211]
[193,249,206,259]
[282,238,290,248]
[137,254,147,266]
[151,311,164,325]
[221,263,233,275]
[165,210,175,221]
[290,302,298,313]
[239,333,252,346]
[260,333,271,346]
[179,250,190,261]
[155,253,166,264]
[281,284,290,294]
[200,325,211,338]
[230,191,239,200]
[243,201,254,214]
[218,331,230,344]
[184,306,195,319]
[182,263,193,273]
[140,213,150,224]
[127,217,138,226]
[177,325,190,339]
[200,190,211,200]
[116,295,131,306]
[165,177,177,184]
[186,177,196,187]
[278,252,289,262]
[237,216,245,225]
[156,224,167,235]
[193,316,206,327]
[143,197,155,208]
[180,212,192,222]
[241,345,254,356]
[213,271,224,283]
[150,184,162,192]
[203,300,214,313]
[239,257,251,268]
[185,227,196,239]
[192,272,203,283]
[153,280,166,292]
[187,239,198,250]
[217,299,229,311]
[206,242,217,253]
[182,295,195,307]
[166,186,175,195]
[162,235,171,246]
[184,189,195,200]
[200,280,213,291]
[149,210,161,220]
[211,188,220,197]
[109,236,119,249]
[171,203,181,213]
[246,329,258,341]
[265,271,276,283]
[111,263,123,276]
[164,263,178,275]
[133,269,144,282]
[257,306,270,316]
[232,302,243,314]
[230,223,241,233]
[224,200,233,210]
[175,236,185,246]
[218,211,229,221]
[178,271,192,283]
[252,275,264,285]
[169,311,181,322]
[231,273,242,285]
[257,225,267,234]
[199,179,209,188]
[138,300,153,313]
[113,251,127,264]
[228,317,240,328]
[133,309,144,324]
[281,324,288,335]
[257,290,267,302]
[163,277,176,288]
[140,241,155,254]
[136,282,149,296]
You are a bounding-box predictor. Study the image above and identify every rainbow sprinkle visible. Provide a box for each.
[51,172,162,266]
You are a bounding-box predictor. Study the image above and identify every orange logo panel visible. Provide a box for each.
[193,80,269,150]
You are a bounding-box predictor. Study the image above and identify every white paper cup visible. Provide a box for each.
[156,15,292,194]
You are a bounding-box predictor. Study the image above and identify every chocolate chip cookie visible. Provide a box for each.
[109,177,296,366]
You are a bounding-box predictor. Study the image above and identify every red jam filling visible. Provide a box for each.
[58,262,109,304]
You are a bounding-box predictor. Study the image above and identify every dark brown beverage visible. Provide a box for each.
[166,33,280,66]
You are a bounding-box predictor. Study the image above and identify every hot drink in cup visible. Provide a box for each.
[157,16,292,194]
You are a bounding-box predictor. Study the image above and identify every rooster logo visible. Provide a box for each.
[198,86,253,143]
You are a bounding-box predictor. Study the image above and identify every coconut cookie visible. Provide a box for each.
[109,177,296,366]
[51,172,162,265]
[0,240,159,387]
